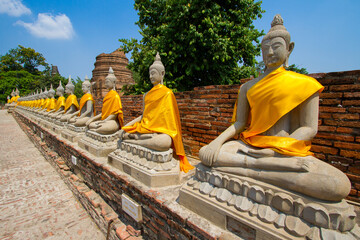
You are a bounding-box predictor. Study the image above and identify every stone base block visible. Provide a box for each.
[179,164,359,240]
[7,106,15,113]
[78,131,118,157]
[51,125,64,134]
[108,150,181,188]
[61,128,84,143]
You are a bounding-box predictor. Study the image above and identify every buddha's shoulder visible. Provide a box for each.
[242,77,261,91]
[285,70,316,81]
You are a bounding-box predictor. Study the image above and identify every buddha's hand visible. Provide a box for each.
[118,129,125,140]
[247,148,275,158]
[199,141,221,167]
[85,119,92,127]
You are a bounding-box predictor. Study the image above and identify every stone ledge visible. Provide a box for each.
[13,110,237,239]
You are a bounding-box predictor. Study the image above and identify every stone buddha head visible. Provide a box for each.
[43,87,49,98]
[65,76,75,94]
[11,89,15,97]
[48,84,55,98]
[56,80,65,96]
[15,88,19,96]
[261,14,294,69]
[39,89,44,99]
[82,76,91,94]
[149,52,165,86]
[105,67,117,90]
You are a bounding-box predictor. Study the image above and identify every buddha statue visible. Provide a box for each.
[119,53,193,173]
[8,89,19,105]
[85,67,123,135]
[39,87,50,113]
[68,76,95,127]
[198,15,350,202]
[7,95,10,104]
[33,90,41,111]
[47,81,66,118]
[35,89,46,112]
[45,85,56,112]
[55,76,79,121]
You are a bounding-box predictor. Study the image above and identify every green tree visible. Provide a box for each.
[254,61,309,75]
[120,0,264,94]
[0,70,40,103]
[287,64,308,74]
[73,76,84,99]
[0,46,69,104]
[0,45,48,75]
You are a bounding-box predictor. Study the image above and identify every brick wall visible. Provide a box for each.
[121,70,360,201]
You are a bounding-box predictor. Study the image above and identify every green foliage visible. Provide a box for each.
[287,64,309,74]
[0,45,48,75]
[40,68,67,90]
[0,70,39,103]
[73,77,84,99]
[254,61,309,75]
[120,0,264,94]
[0,45,70,104]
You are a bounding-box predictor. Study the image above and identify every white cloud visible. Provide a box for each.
[16,13,75,40]
[0,0,31,16]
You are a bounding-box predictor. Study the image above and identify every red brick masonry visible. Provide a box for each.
[122,70,360,202]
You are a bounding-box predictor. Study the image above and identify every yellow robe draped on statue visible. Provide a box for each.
[46,98,56,112]
[64,94,79,113]
[100,90,123,127]
[235,67,324,157]
[55,96,65,111]
[78,93,95,116]
[42,98,50,109]
[122,84,194,173]
[39,99,45,109]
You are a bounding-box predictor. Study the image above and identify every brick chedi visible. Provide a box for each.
[51,66,59,76]
[92,49,134,113]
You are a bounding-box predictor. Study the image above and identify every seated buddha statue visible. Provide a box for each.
[85,67,123,135]
[55,76,79,121]
[68,76,95,127]
[39,87,50,113]
[199,15,350,201]
[47,81,66,118]
[119,53,194,173]
[45,85,56,112]
[35,89,46,112]
[8,89,20,106]
[5,91,15,109]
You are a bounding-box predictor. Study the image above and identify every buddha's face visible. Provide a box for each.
[149,68,163,85]
[262,37,289,69]
[56,89,64,96]
[82,83,90,93]
[49,91,55,98]
[65,86,72,94]
[105,78,115,90]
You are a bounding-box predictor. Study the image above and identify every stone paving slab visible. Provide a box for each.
[0,110,105,240]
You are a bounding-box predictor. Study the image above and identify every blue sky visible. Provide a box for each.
[0,0,359,81]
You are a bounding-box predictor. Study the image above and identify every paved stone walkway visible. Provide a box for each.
[0,110,105,240]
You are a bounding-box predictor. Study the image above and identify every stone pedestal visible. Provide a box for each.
[51,120,65,134]
[61,124,86,143]
[179,164,360,240]
[78,130,119,157]
[7,105,15,113]
[108,141,189,188]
